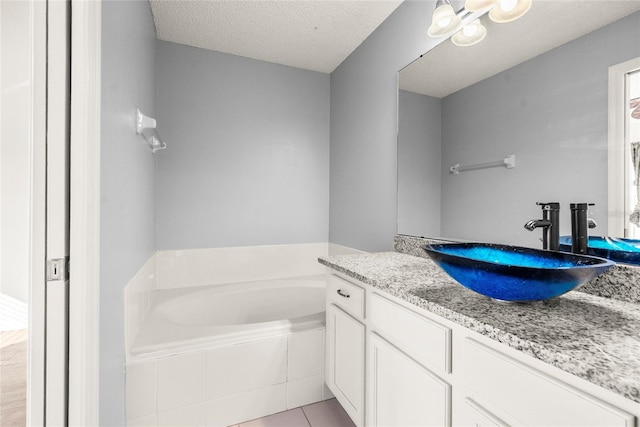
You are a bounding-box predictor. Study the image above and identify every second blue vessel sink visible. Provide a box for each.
[423,243,614,302]
[559,236,640,266]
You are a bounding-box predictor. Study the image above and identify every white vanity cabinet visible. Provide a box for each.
[463,339,636,427]
[367,333,451,426]
[326,274,366,427]
[324,269,639,427]
[367,292,452,427]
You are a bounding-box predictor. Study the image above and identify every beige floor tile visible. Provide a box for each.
[240,408,310,427]
[302,399,355,427]
[0,329,27,427]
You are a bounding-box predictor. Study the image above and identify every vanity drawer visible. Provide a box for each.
[369,292,451,374]
[464,338,634,427]
[327,274,365,319]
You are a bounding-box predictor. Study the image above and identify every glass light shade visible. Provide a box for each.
[464,0,498,12]
[489,0,532,23]
[452,19,487,46]
[427,1,463,38]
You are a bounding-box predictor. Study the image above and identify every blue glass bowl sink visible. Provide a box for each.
[559,236,640,266]
[423,243,615,302]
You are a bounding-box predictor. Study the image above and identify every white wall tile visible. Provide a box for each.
[126,360,157,420]
[127,414,157,427]
[157,402,206,427]
[288,329,323,381]
[205,383,287,427]
[157,351,206,412]
[206,337,287,400]
[156,243,330,289]
[125,253,157,355]
[286,375,323,409]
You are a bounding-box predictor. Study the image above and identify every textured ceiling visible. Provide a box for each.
[150,0,404,73]
[400,1,640,98]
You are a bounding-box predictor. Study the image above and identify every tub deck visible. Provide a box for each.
[129,274,326,361]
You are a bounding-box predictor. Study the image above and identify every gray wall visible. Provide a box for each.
[101,1,157,424]
[398,90,442,237]
[329,1,439,252]
[440,12,640,247]
[155,41,330,250]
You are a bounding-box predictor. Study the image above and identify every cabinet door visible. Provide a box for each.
[464,338,635,427]
[326,303,365,427]
[368,333,451,427]
[465,398,510,427]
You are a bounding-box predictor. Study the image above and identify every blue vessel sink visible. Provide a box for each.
[423,243,615,302]
[559,236,640,266]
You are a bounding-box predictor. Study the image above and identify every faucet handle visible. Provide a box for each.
[570,202,595,209]
[536,202,560,210]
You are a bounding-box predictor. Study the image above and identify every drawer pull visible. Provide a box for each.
[337,289,351,298]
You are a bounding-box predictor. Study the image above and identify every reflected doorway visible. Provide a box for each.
[626,70,640,238]
[608,57,640,238]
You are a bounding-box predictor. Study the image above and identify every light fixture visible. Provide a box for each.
[428,0,531,46]
[489,0,532,23]
[427,0,463,38]
[464,0,498,12]
[452,18,487,47]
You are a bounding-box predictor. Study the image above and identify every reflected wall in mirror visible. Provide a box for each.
[398,1,640,249]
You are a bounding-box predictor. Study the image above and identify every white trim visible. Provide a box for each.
[608,57,640,237]
[69,0,101,425]
[45,0,71,424]
[27,0,47,424]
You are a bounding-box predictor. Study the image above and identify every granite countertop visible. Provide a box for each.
[318,252,640,404]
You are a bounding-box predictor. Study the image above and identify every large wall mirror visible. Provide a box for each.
[397,1,640,249]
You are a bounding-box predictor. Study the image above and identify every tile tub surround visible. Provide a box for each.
[156,243,363,290]
[318,252,640,404]
[124,243,359,425]
[125,254,158,355]
[394,234,640,304]
[125,243,363,357]
[126,328,334,426]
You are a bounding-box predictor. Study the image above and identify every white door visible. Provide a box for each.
[0,0,47,425]
[45,1,71,425]
[1,0,71,425]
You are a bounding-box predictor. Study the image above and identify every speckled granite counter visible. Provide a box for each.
[318,251,640,404]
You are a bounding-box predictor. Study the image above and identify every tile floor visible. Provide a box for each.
[0,329,27,427]
[232,398,355,427]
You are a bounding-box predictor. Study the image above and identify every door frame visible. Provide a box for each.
[28,1,47,424]
[68,1,101,424]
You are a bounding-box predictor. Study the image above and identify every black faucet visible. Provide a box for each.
[524,202,560,250]
[570,203,597,254]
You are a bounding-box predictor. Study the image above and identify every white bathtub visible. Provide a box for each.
[129,274,327,358]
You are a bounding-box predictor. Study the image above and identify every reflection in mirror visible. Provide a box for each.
[626,71,640,238]
[397,1,640,249]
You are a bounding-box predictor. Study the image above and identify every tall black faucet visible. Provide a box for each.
[524,202,560,250]
[570,203,597,254]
